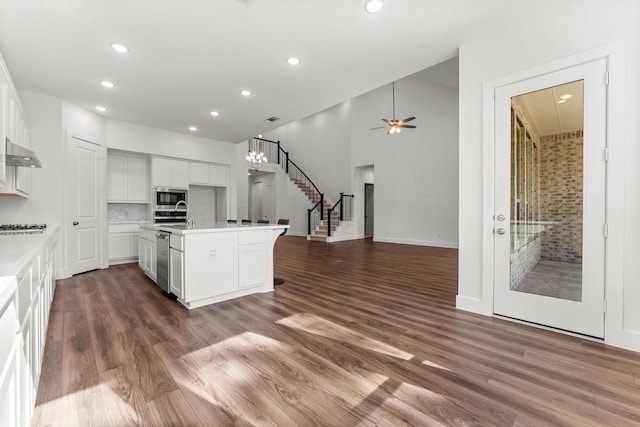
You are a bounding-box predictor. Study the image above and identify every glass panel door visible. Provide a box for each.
[493,59,607,338]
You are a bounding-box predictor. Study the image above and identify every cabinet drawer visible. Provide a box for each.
[140,228,157,241]
[170,234,184,251]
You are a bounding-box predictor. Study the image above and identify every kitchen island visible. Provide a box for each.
[139,222,288,309]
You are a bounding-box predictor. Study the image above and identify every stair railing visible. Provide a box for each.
[308,198,323,236]
[249,137,325,235]
[327,193,354,237]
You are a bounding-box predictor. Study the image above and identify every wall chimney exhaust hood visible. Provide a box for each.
[5,138,41,168]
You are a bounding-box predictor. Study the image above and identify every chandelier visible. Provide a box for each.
[246,150,267,169]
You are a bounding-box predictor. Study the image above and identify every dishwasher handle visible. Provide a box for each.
[156,233,170,240]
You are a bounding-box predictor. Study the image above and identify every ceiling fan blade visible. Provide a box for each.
[397,116,416,125]
[398,124,416,128]
[369,126,387,130]
[382,118,393,125]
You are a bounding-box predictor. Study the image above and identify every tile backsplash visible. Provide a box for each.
[108,203,149,222]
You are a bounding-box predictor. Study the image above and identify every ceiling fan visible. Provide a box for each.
[370,81,416,135]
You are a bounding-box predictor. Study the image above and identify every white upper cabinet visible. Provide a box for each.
[208,164,228,186]
[152,157,189,189]
[107,153,149,203]
[0,84,31,197]
[189,162,208,185]
[189,162,229,187]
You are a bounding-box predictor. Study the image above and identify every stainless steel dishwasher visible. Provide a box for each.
[156,231,170,292]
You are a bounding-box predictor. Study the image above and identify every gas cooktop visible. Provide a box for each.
[0,224,47,235]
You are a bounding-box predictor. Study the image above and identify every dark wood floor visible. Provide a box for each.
[33,236,640,426]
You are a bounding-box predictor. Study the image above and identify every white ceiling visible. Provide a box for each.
[517,80,584,136]
[0,0,565,143]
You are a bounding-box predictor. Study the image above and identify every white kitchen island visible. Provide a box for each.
[139,222,288,309]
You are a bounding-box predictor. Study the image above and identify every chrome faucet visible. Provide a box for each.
[174,200,194,227]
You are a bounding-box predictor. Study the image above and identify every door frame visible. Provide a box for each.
[478,41,625,343]
[63,131,107,277]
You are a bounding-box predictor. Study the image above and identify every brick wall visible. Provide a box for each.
[539,131,583,263]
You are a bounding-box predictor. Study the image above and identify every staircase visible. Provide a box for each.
[248,137,351,241]
[291,178,340,240]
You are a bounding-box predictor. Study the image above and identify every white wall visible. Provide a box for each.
[457,1,640,351]
[263,101,352,198]
[0,91,63,225]
[260,75,459,246]
[351,76,459,247]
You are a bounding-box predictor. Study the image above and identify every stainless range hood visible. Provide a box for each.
[5,138,41,168]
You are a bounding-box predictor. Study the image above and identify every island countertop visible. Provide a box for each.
[140,221,288,235]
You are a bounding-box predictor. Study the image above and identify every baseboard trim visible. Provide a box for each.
[373,236,458,249]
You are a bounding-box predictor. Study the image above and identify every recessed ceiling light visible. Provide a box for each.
[287,57,301,66]
[365,0,383,13]
[95,106,107,112]
[210,111,220,117]
[560,94,572,99]
[100,80,115,88]
[111,43,129,53]
[241,90,252,97]
[257,134,263,138]
[558,99,567,104]
[189,126,198,132]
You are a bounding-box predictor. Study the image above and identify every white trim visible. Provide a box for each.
[373,236,458,249]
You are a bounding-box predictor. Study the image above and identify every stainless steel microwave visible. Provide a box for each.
[154,188,187,210]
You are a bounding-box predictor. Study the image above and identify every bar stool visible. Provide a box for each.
[274,219,289,286]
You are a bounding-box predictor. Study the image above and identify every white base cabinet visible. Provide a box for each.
[108,223,143,264]
[0,228,58,427]
[138,228,157,282]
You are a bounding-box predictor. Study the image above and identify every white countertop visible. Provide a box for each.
[0,225,59,312]
[0,225,59,277]
[140,221,288,235]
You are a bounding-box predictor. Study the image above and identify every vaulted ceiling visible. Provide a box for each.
[0,0,583,143]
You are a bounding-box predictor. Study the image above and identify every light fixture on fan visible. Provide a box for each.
[370,81,416,136]
[246,150,267,169]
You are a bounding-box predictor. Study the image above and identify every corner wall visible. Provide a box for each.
[457,1,640,351]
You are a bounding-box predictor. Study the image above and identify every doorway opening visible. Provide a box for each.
[364,183,374,237]
[248,170,275,222]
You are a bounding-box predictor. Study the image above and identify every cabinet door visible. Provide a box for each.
[108,233,130,260]
[0,81,7,186]
[169,248,184,298]
[209,164,229,186]
[127,157,149,202]
[138,237,146,269]
[19,320,33,423]
[0,342,18,427]
[129,232,139,259]
[152,158,172,188]
[189,162,209,185]
[185,234,238,301]
[107,154,128,201]
[171,160,189,189]
[149,241,157,278]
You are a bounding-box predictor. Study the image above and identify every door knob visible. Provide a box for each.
[72,221,79,226]
[496,215,505,221]
[496,228,505,235]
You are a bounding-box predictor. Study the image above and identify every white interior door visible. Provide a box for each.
[261,184,273,221]
[493,58,607,338]
[67,136,102,275]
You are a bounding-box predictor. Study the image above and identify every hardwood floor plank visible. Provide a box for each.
[32,236,640,426]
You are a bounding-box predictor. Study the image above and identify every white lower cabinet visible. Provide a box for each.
[138,228,157,282]
[0,228,58,427]
[109,224,143,264]
[169,247,184,298]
